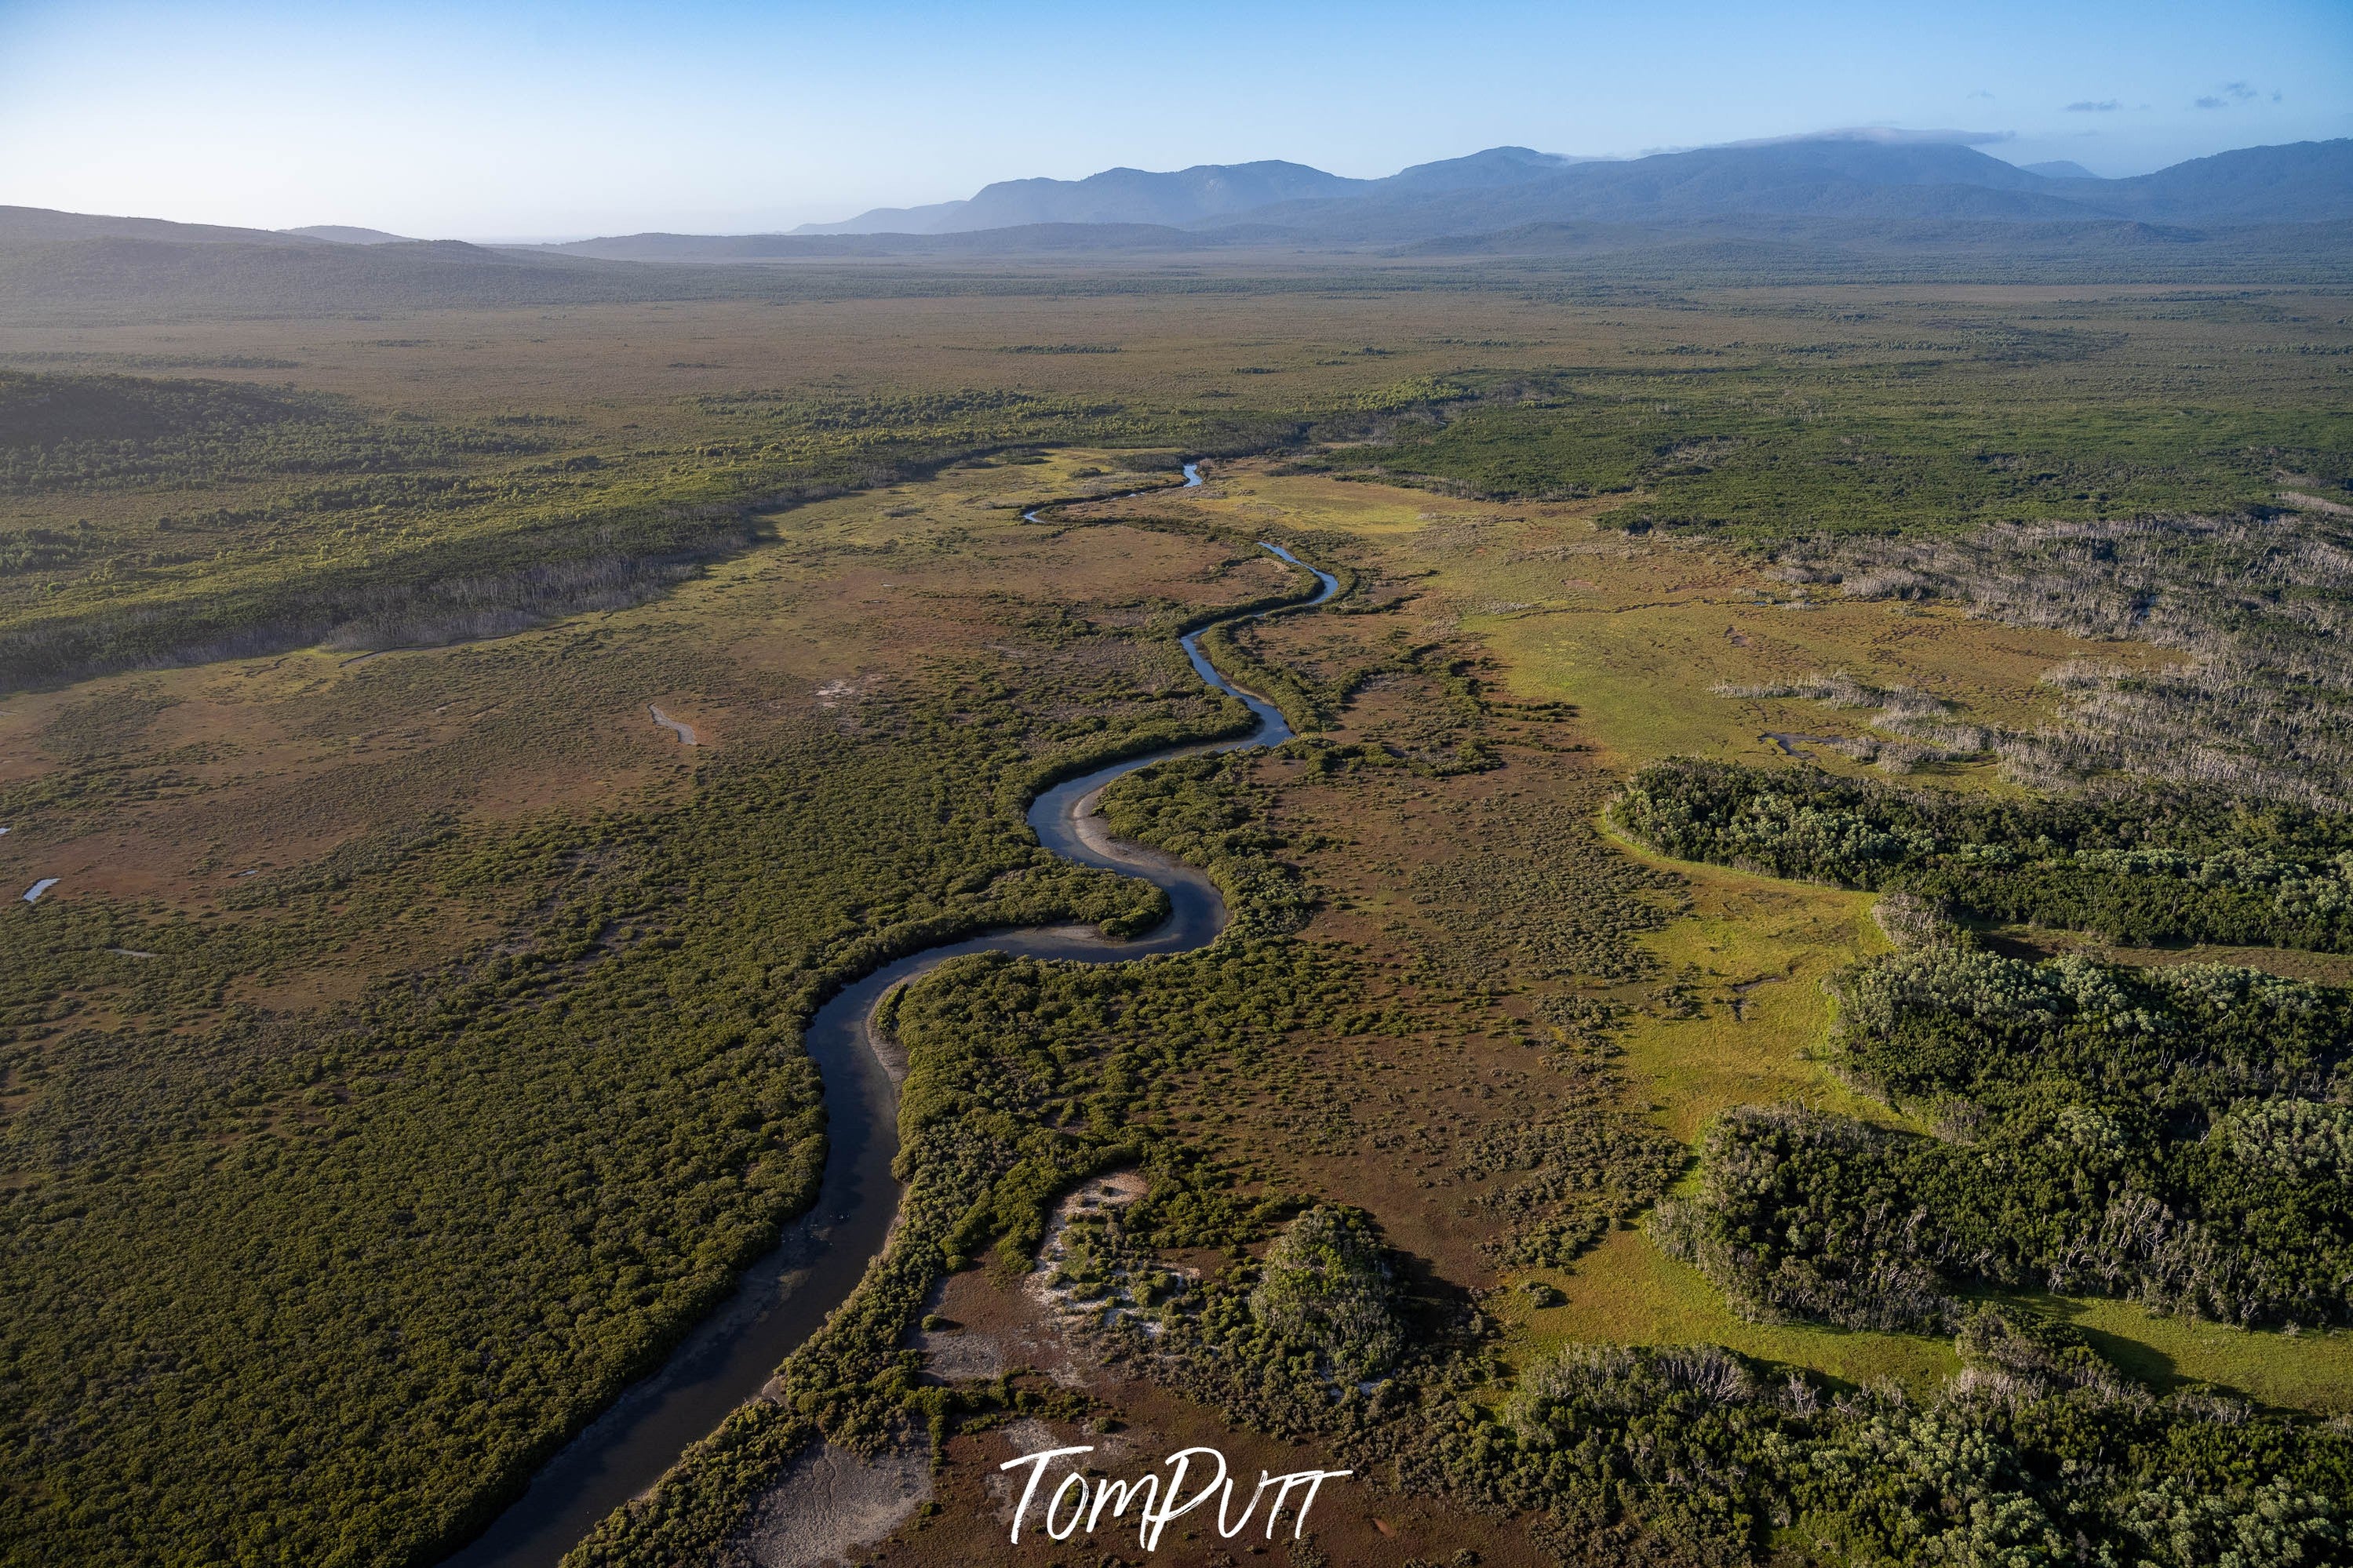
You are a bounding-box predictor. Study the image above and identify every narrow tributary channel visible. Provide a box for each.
[445,463,1339,1565]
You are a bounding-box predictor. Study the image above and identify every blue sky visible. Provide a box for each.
[2,0,2346,238]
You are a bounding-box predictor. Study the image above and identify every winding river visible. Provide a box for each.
[445,463,1339,1566]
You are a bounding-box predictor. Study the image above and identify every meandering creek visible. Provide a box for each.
[445,463,1339,1566]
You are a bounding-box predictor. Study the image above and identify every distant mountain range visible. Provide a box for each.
[0,136,2345,322]
[790,147,1587,235]
[765,136,2353,245]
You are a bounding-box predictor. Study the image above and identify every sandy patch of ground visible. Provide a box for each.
[723,1435,931,1568]
[647,703,698,745]
[976,1417,1143,1539]
[1024,1170,1163,1353]
[914,1326,1005,1384]
[911,1170,1156,1399]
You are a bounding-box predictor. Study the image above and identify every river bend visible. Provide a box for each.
[446,464,1339,1565]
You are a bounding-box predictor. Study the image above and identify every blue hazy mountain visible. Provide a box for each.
[791,145,1590,235]
[790,160,1367,235]
[776,136,2351,243]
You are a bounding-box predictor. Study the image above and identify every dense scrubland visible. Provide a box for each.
[4,264,2352,1568]
[586,678,2353,1568]
[0,451,1308,1563]
[1615,758,2353,950]
[3,705,1153,1563]
[1616,758,2353,1322]
[1296,303,2349,537]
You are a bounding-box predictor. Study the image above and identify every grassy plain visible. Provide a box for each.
[1189,466,2175,780]
[2036,1294,2353,1414]
[1165,457,2353,1416]
[6,277,2345,682]
[4,266,2351,1564]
